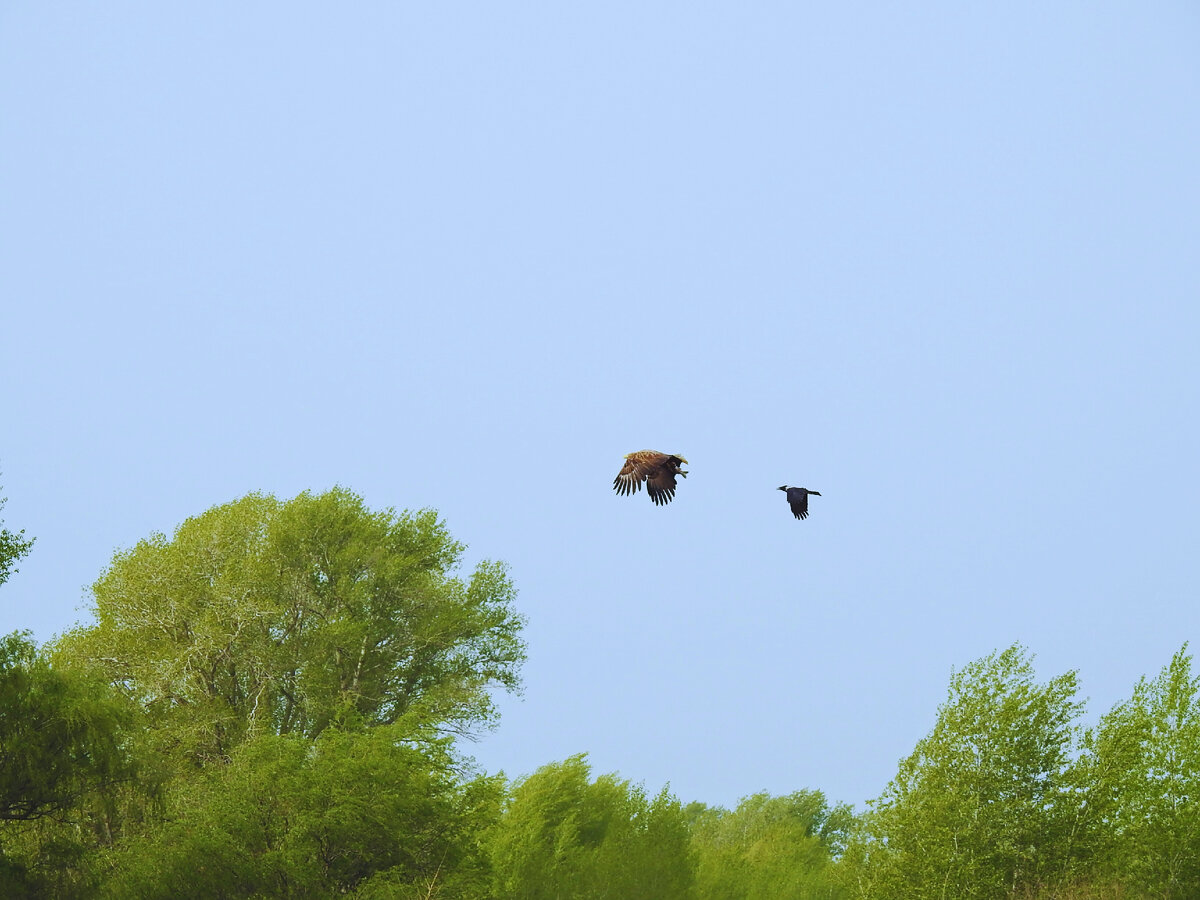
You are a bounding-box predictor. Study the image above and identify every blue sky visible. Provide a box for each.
[2,3,1198,810]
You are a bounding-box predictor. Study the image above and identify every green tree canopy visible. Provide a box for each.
[488,754,695,900]
[0,631,140,898]
[1077,644,1200,899]
[848,644,1084,900]
[55,488,526,765]
[0,632,136,825]
[101,722,502,899]
[689,790,853,900]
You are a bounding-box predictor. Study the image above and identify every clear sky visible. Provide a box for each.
[2,3,1198,811]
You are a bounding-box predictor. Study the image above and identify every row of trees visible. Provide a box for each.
[846,643,1200,899]
[0,486,1196,897]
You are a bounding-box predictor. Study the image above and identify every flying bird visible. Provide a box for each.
[778,485,821,520]
[613,451,689,506]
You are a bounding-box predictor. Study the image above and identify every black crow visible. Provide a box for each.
[778,485,821,520]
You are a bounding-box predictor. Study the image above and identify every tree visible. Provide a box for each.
[690,790,853,900]
[0,632,139,897]
[847,645,1084,900]
[0,633,136,823]
[55,488,526,765]
[489,754,695,899]
[102,721,503,899]
[0,485,34,589]
[1077,644,1200,898]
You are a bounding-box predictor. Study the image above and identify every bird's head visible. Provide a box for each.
[777,485,789,491]
[672,455,689,476]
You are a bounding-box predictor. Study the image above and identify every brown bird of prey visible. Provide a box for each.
[778,485,821,520]
[613,451,689,506]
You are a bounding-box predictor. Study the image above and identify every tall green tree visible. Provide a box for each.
[489,754,695,900]
[690,790,853,900]
[55,488,526,765]
[846,645,1084,900]
[1076,644,1200,899]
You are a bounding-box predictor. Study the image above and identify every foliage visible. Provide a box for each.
[55,488,526,766]
[0,633,133,823]
[689,790,853,899]
[488,754,695,899]
[0,488,34,589]
[1076,644,1200,899]
[9,480,1200,898]
[0,632,140,897]
[101,721,502,899]
[846,644,1084,900]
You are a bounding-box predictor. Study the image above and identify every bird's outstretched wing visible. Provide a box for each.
[612,455,650,497]
[645,467,680,506]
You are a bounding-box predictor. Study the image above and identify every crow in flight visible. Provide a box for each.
[778,485,821,520]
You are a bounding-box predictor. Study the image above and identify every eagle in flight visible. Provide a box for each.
[778,485,821,520]
[613,451,689,506]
